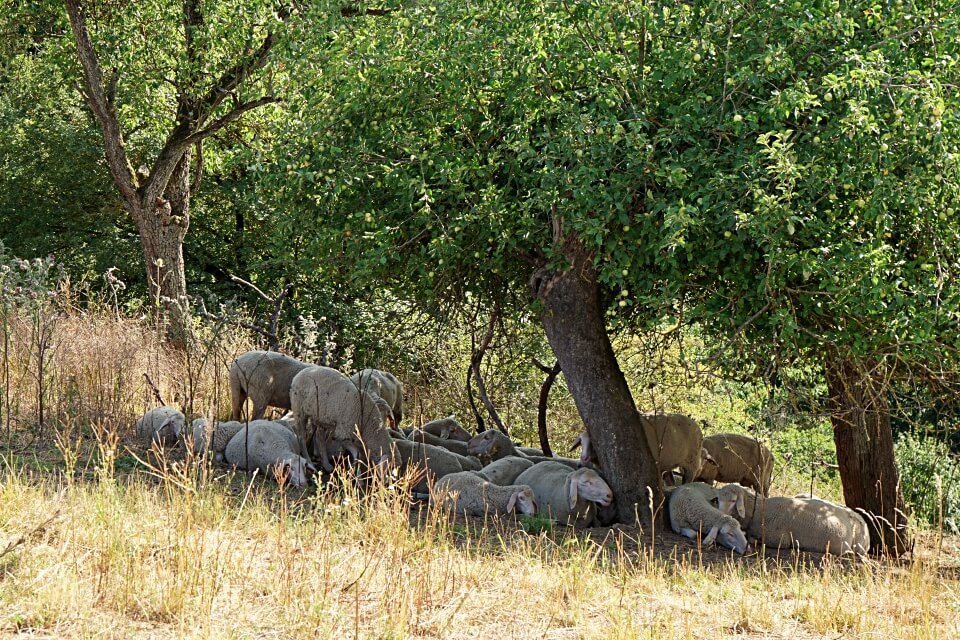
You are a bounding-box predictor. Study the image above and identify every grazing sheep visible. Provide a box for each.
[468,430,580,468]
[696,433,774,496]
[432,471,537,517]
[717,484,870,556]
[514,461,613,527]
[420,415,472,442]
[224,420,317,488]
[667,482,748,554]
[391,439,472,493]
[477,456,535,486]
[289,365,392,472]
[229,350,312,421]
[350,368,404,426]
[570,413,704,484]
[136,406,185,447]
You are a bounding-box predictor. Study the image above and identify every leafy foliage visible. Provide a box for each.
[896,429,960,533]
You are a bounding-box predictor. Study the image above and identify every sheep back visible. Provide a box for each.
[224,420,315,487]
[478,456,535,485]
[136,406,185,446]
[698,433,774,495]
[350,368,404,426]
[639,413,704,483]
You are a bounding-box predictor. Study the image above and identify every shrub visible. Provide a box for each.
[895,429,960,533]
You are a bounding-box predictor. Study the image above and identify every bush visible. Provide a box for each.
[896,429,960,533]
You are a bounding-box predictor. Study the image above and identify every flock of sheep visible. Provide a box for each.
[134,349,870,557]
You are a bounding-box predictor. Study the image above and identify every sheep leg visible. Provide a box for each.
[702,524,721,546]
[678,527,699,540]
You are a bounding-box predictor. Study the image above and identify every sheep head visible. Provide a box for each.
[507,487,537,516]
[569,467,614,508]
[704,520,748,555]
[717,484,747,519]
[697,447,719,483]
[467,430,505,457]
[438,416,472,442]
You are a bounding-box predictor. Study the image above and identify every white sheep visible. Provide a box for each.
[476,456,535,486]
[431,471,537,518]
[229,350,312,421]
[667,482,748,554]
[696,433,774,496]
[570,413,704,484]
[419,415,472,442]
[468,430,580,469]
[514,461,613,528]
[289,365,393,472]
[191,418,245,461]
[350,368,404,426]
[717,484,870,556]
[224,420,318,488]
[391,439,472,493]
[408,428,472,456]
[135,406,185,447]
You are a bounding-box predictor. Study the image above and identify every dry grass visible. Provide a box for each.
[0,305,957,639]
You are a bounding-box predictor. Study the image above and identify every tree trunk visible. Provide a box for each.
[824,355,912,556]
[132,151,192,348]
[531,232,663,529]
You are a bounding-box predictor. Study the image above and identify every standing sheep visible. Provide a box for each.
[667,482,748,554]
[420,415,472,442]
[136,406,185,447]
[717,484,870,556]
[514,461,613,528]
[696,433,774,496]
[570,413,704,484]
[224,420,318,488]
[432,471,537,518]
[468,430,580,468]
[289,365,393,472]
[229,350,312,421]
[350,368,404,426]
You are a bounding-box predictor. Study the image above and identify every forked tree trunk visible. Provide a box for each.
[824,355,912,556]
[531,232,663,528]
[134,151,192,347]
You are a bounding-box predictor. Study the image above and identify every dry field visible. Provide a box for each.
[0,308,956,639]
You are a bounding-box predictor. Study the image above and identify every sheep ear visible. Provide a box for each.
[440,424,451,438]
[735,491,746,518]
[568,477,579,509]
[703,523,720,546]
[507,491,518,513]
[569,435,582,452]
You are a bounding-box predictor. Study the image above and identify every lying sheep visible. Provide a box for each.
[136,406,185,447]
[408,428,471,456]
[717,484,870,556]
[514,461,613,527]
[667,482,748,554]
[571,413,704,484]
[191,418,245,461]
[391,439,472,493]
[289,365,393,472]
[350,368,404,426]
[432,471,537,518]
[224,420,317,488]
[696,433,774,496]
[468,430,580,469]
[477,456,534,486]
[229,350,312,421]
[420,415,472,442]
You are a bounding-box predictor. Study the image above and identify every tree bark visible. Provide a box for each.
[824,355,912,556]
[531,230,663,529]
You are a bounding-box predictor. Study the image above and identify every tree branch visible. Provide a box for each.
[63,0,138,205]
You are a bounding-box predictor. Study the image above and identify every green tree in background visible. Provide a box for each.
[271,0,960,553]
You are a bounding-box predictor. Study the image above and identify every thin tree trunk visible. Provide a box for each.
[824,355,912,556]
[534,359,561,457]
[531,229,663,528]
